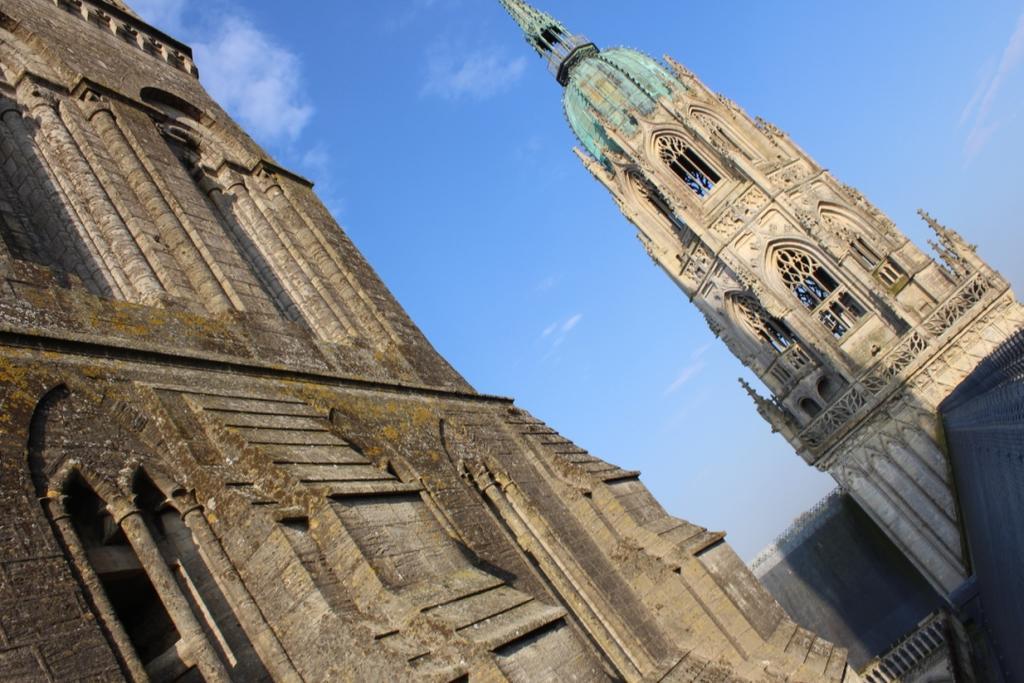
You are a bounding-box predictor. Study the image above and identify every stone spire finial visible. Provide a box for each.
[498,0,598,85]
[739,378,799,439]
[918,210,976,252]
[919,209,977,281]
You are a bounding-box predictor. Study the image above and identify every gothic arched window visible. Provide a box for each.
[774,247,866,339]
[821,209,908,291]
[627,171,691,241]
[689,108,761,162]
[733,295,796,354]
[655,134,721,198]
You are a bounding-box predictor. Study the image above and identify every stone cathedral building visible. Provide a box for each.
[495,0,1024,679]
[0,0,871,681]
[499,0,1023,603]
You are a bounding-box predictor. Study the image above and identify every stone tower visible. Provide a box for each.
[501,0,1024,600]
[0,1,857,681]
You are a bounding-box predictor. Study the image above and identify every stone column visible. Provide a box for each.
[82,93,234,312]
[252,169,360,337]
[20,83,165,302]
[172,493,302,682]
[0,95,112,293]
[205,170,347,339]
[219,170,350,339]
[199,172,300,322]
[110,501,231,683]
[45,495,151,683]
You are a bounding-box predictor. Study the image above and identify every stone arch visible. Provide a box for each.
[819,202,905,287]
[688,105,763,161]
[141,87,208,125]
[817,375,842,402]
[622,168,692,241]
[726,290,798,355]
[818,202,874,240]
[765,239,869,340]
[799,397,822,418]
[649,129,722,199]
[27,383,73,496]
[27,383,273,682]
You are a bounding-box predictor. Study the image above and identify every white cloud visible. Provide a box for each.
[128,1,315,146]
[193,17,313,143]
[128,0,186,35]
[540,312,584,356]
[663,343,712,396]
[663,362,706,396]
[962,11,1024,159]
[422,45,527,100]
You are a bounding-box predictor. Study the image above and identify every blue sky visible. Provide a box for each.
[131,0,1024,561]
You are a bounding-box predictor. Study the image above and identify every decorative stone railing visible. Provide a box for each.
[767,343,814,388]
[52,0,198,78]
[860,611,949,683]
[799,272,995,452]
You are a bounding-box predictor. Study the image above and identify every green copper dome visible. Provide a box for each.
[564,48,682,166]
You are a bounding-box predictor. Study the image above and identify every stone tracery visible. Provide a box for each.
[655,133,720,198]
[774,246,866,339]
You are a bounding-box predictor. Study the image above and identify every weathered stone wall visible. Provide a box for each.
[941,329,1024,683]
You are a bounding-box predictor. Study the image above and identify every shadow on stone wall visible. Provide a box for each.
[941,328,1024,683]
[753,490,946,670]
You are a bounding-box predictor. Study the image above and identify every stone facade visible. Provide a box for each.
[0,1,855,681]
[501,0,1024,600]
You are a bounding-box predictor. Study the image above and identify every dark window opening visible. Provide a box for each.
[684,148,721,185]
[65,476,187,678]
[140,88,206,124]
[852,238,880,270]
[817,376,845,402]
[876,259,906,289]
[628,172,691,239]
[734,295,798,354]
[657,136,721,199]
[540,26,563,48]
[800,398,822,418]
[668,153,717,197]
[776,247,867,340]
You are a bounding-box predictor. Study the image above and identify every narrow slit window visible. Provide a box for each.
[851,238,880,270]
